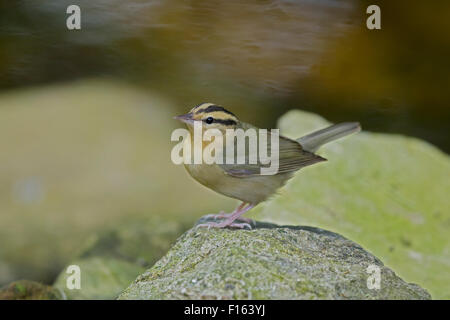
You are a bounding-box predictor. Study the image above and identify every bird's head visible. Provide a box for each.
[174,103,240,132]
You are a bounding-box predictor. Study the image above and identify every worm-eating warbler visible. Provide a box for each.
[175,103,360,229]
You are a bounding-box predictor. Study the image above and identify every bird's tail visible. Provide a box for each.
[297,122,361,153]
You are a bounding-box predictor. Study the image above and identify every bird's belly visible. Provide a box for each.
[184,163,292,204]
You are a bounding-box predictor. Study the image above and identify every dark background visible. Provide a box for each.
[1,0,449,151]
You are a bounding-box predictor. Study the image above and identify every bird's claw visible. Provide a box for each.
[196,221,252,230]
[201,212,253,224]
[201,211,225,220]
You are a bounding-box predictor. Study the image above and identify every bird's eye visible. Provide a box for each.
[205,117,214,124]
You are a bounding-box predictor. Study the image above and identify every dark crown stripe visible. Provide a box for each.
[196,105,236,117]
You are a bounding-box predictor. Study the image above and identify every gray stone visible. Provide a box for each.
[119,220,431,300]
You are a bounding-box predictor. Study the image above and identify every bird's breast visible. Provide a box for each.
[183,163,293,204]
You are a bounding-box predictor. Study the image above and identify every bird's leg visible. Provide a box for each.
[197,203,255,229]
[202,202,251,223]
[219,203,255,226]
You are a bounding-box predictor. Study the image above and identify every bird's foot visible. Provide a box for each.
[201,212,253,224]
[196,221,252,230]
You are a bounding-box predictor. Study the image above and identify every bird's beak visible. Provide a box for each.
[173,113,194,124]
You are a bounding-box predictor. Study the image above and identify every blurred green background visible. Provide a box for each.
[0,0,449,298]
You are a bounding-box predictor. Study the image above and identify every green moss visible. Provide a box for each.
[54,257,144,300]
[249,110,450,299]
[0,280,62,300]
[119,222,430,300]
[52,216,189,299]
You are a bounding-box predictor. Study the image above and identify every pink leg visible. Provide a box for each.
[197,203,255,230]
[202,203,252,223]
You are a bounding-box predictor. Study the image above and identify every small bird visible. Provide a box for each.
[175,103,360,229]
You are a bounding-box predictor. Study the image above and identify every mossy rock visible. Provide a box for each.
[249,110,450,299]
[0,79,234,286]
[118,221,430,300]
[0,280,62,300]
[53,257,144,300]
[53,217,189,299]
[76,217,190,267]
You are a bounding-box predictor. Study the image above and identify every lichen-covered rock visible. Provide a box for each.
[118,221,430,300]
[53,217,189,299]
[250,110,450,299]
[0,280,62,300]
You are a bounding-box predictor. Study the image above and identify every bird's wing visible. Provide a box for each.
[217,122,326,178]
